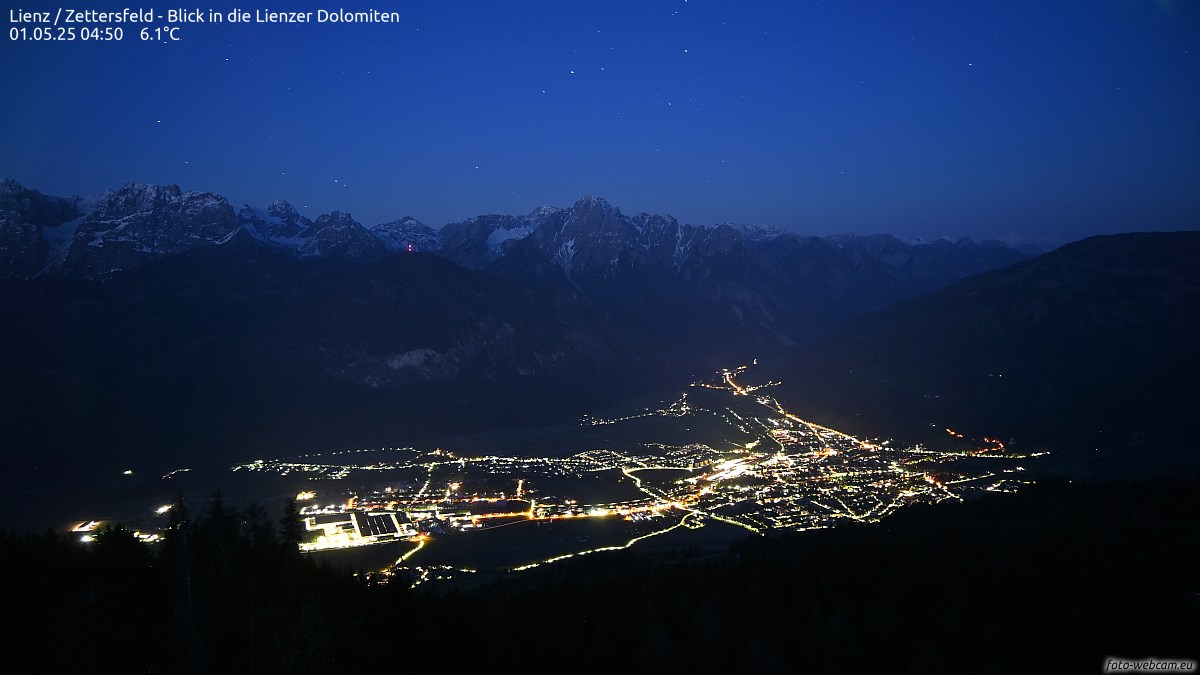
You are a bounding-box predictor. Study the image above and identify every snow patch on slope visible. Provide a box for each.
[486,223,535,253]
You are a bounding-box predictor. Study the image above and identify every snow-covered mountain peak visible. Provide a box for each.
[371,216,441,252]
[59,182,237,275]
[265,199,305,224]
[313,210,357,229]
[239,199,311,242]
[527,205,564,221]
[570,194,620,217]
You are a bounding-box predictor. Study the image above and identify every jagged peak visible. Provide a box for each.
[723,222,786,241]
[0,180,81,210]
[111,181,183,199]
[266,199,301,219]
[86,182,232,224]
[374,215,426,229]
[313,210,361,228]
[527,205,563,219]
[0,178,29,196]
[571,194,619,214]
[824,232,896,247]
[632,212,680,227]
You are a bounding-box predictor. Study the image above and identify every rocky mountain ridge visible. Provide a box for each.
[756,231,1200,460]
[3,179,1189,471]
[1,180,1030,347]
[2,181,1023,276]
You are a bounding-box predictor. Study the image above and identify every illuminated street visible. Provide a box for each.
[231,364,1043,578]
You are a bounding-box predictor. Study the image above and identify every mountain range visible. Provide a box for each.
[756,231,1200,468]
[1,179,1028,344]
[2,178,1193,473]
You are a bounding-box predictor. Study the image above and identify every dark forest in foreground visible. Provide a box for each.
[4,478,1195,674]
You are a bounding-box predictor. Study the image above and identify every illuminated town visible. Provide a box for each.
[223,364,1044,584]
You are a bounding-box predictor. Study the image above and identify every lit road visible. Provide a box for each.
[234,363,1044,577]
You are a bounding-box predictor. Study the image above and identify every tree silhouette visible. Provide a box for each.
[280,495,302,553]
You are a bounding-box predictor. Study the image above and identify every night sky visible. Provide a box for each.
[3,0,1198,240]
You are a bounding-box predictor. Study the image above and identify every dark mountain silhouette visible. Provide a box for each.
[758,231,1200,460]
[0,181,1035,472]
[443,195,1029,346]
[2,182,1028,348]
[0,243,649,471]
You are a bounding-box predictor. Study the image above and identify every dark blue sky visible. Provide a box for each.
[3,0,1198,239]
